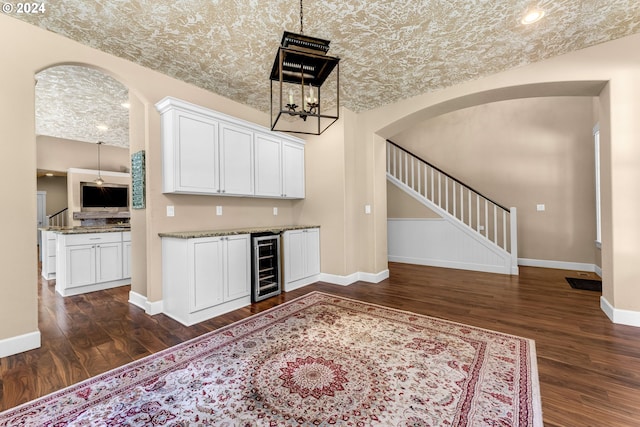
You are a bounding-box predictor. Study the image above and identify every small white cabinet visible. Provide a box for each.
[40,230,57,280]
[162,234,251,326]
[283,228,320,291]
[156,97,304,199]
[123,232,132,280]
[56,231,130,296]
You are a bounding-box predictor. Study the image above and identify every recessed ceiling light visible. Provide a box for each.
[521,8,545,25]
[121,102,130,109]
[96,124,109,131]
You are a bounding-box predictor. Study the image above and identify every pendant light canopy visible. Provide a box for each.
[270,0,340,135]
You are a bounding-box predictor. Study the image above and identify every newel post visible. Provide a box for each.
[510,207,519,275]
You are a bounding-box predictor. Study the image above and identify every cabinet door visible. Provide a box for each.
[254,133,282,197]
[123,241,132,279]
[66,245,95,288]
[176,112,219,193]
[304,229,321,276]
[219,123,254,195]
[95,242,123,283]
[190,238,224,312]
[224,235,251,301]
[285,230,306,283]
[282,141,305,198]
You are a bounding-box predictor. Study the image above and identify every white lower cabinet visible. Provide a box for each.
[56,231,130,297]
[283,228,320,291]
[123,232,132,280]
[162,234,251,326]
[40,230,57,280]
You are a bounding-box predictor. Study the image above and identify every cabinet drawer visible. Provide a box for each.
[64,232,122,246]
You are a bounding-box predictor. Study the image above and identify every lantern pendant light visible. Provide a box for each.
[270,0,340,135]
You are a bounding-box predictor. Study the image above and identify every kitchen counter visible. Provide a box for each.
[158,224,319,239]
[40,225,131,234]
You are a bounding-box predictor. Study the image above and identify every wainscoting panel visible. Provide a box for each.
[387,218,513,274]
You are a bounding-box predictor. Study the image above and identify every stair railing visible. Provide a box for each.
[47,207,68,227]
[386,140,517,264]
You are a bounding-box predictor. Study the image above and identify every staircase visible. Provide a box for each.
[386,140,518,275]
[47,207,68,227]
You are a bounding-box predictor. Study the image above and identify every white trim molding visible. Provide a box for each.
[0,330,41,358]
[319,270,390,286]
[600,296,640,327]
[518,258,601,275]
[128,291,164,316]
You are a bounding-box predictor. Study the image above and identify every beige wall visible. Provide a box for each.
[392,96,597,264]
[37,135,129,173]
[37,176,67,216]
[387,181,441,219]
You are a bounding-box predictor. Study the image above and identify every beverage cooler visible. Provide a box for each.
[251,233,281,302]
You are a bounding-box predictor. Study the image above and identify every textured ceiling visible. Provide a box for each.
[36,65,130,147]
[15,0,640,146]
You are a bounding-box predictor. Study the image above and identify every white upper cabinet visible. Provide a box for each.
[282,140,305,199]
[254,133,282,197]
[219,122,254,196]
[156,97,305,199]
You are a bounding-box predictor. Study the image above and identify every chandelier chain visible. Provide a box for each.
[300,0,303,34]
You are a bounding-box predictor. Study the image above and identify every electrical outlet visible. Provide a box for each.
[536,204,545,211]
[479,225,485,231]
[216,206,223,216]
[273,207,278,216]
[365,204,371,214]
[166,205,175,217]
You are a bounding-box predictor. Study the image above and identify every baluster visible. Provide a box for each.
[493,204,498,244]
[411,156,415,190]
[452,181,456,218]
[424,164,428,199]
[417,159,421,195]
[476,194,480,233]
[404,152,408,184]
[468,190,472,227]
[503,210,507,250]
[431,168,435,203]
[445,177,449,212]
[460,187,464,224]
[438,172,442,207]
[484,199,489,238]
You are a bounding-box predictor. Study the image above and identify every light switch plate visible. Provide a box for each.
[216,206,223,216]
[365,204,372,214]
[166,205,175,217]
[536,204,545,211]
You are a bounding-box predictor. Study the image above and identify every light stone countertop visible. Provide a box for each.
[158,225,319,239]
[40,226,131,234]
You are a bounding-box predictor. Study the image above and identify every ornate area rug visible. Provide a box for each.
[0,292,542,426]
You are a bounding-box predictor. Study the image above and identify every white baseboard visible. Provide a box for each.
[389,255,512,275]
[319,269,390,286]
[128,291,163,316]
[518,258,601,275]
[600,296,640,327]
[0,330,41,358]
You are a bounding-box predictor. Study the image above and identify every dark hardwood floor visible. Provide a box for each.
[2,262,640,426]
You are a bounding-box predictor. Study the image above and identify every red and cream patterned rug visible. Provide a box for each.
[0,292,542,426]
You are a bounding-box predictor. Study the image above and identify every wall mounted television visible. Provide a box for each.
[80,182,129,211]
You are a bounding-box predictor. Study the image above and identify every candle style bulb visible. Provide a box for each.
[288,89,294,105]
